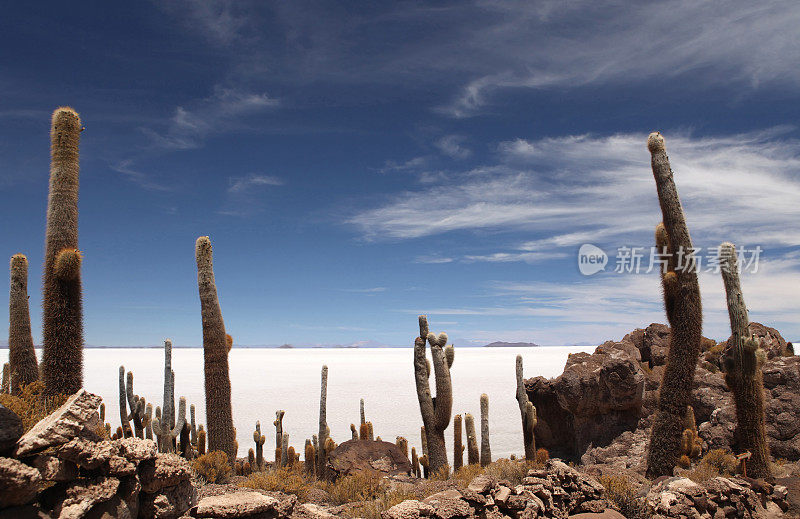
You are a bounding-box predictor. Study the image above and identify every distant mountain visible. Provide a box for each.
[484,341,539,348]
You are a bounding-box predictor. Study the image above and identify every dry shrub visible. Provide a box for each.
[324,471,385,504]
[485,458,532,485]
[193,451,232,483]
[452,464,485,487]
[535,448,550,465]
[0,381,68,432]
[241,463,315,499]
[596,474,649,519]
[687,449,737,483]
[344,489,418,519]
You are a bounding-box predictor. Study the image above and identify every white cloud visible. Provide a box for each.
[227,174,283,193]
[414,255,455,264]
[111,160,172,192]
[341,287,387,294]
[348,130,800,250]
[144,86,279,151]
[435,135,471,159]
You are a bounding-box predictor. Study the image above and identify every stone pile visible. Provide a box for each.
[383,459,620,519]
[646,476,789,519]
[0,389,196,518]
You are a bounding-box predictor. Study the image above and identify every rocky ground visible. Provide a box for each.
[1,322,799,518]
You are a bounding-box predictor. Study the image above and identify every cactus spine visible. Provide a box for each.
[479,394,491,467]
[196,236,236,464]
[719,242,771,479]
[413,315,453,474]
[9,254,39,393]
[453,414,464,471]
[464,413,479,465]
[645,133,703,479]
[317,365,329,477]
[152,396,187,454]
[42,107,84,396]
[515,355,537,461]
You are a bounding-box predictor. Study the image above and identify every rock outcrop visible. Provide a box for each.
[0,389,197,518]
[528,322,800,464]
[326,439,411,479]
[0,405,22,456]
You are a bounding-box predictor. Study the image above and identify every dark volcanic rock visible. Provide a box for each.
[327,439,411,479]
[525,340,645,459]
[0,405,22,456]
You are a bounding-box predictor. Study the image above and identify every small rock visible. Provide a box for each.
[30,453,79,481]
[53,476,120,519]
[0,404,23,455]
[467,475,496,494]
[192,491,278,518]
[139,478,197,519]
[14,389,102,457]
[293,503,336,519]
[0,456,42,507]
[422,489,472,519]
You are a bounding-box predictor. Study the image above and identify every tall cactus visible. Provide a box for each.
[453,414,464,471]
[159,340,176,449]
[479,393,491,467]
[360,398,366,425]
[254,421,265,471]
[464,413,479,465]
[9,254,39,393]
[196,236,236,464]
[274,410,285,464]
[645,132,703,479]
[317,365,329,477]
[413,315,454,474]
[153,396,187,454]
[190,404,197,446]
[42,107,84,396]
[719,242,771,479]
[515,355,537,461]
[119,367,146,438]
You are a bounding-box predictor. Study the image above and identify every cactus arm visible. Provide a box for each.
[427,332,452,431]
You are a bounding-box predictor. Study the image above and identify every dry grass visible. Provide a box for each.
[686,449,737,483]
[193,451,233,483]
[0,381,68,432]
[596,474,649,519]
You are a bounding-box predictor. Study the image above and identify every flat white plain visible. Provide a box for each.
[1,346,594,459]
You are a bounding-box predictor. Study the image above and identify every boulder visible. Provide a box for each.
[526,340,645,459]
[292,503,336,519]
[191,491,278,518]
[0,405,22,455]
[422,489,473,519]
[14,389,101,457]
[139,478,197,519]
[326,439,411,479]
[51,476,120,519]
[139,453,193,493]
[0,456,42,506]
[381,500,435,519]
[721,322,792,360]
[30,454,79,481]
[569,512,626,519]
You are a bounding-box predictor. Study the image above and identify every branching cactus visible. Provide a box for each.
[413,315,454,474]
[464,413,479,465]
[274,410,285,464]
[317,365,329,477]
[515,355,537,460]
[645,133,704,479]
[9,254,39,393]
[254,421,265,470]
[480,394,492,467]
[153,396,187,453]
[719,242,771,479]
[196,236,236,464]
[453,414,464,471]
[159,339,177,448]
[42,107,84,396]
[119,366,145,438]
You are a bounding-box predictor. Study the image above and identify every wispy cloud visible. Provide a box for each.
[143,86,279,151]
[435,135,471,159]
[159,0,250,45]
[414,255,455,264]
[378,156,429,175]
[348,129,800,251]
[111,160,172,192]
[341,287,387,294]
[227,174,283,193]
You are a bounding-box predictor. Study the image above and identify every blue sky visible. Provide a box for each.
[1,1,799,347]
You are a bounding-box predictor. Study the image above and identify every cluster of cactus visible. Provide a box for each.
[678,406,702,467]
[8,254,39,395]
[413,315,454,474]
[515,355,537,460]
[41,108,85,396]
[645,133,704,479]
[196,236,237,465]
[718,242,771,479]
